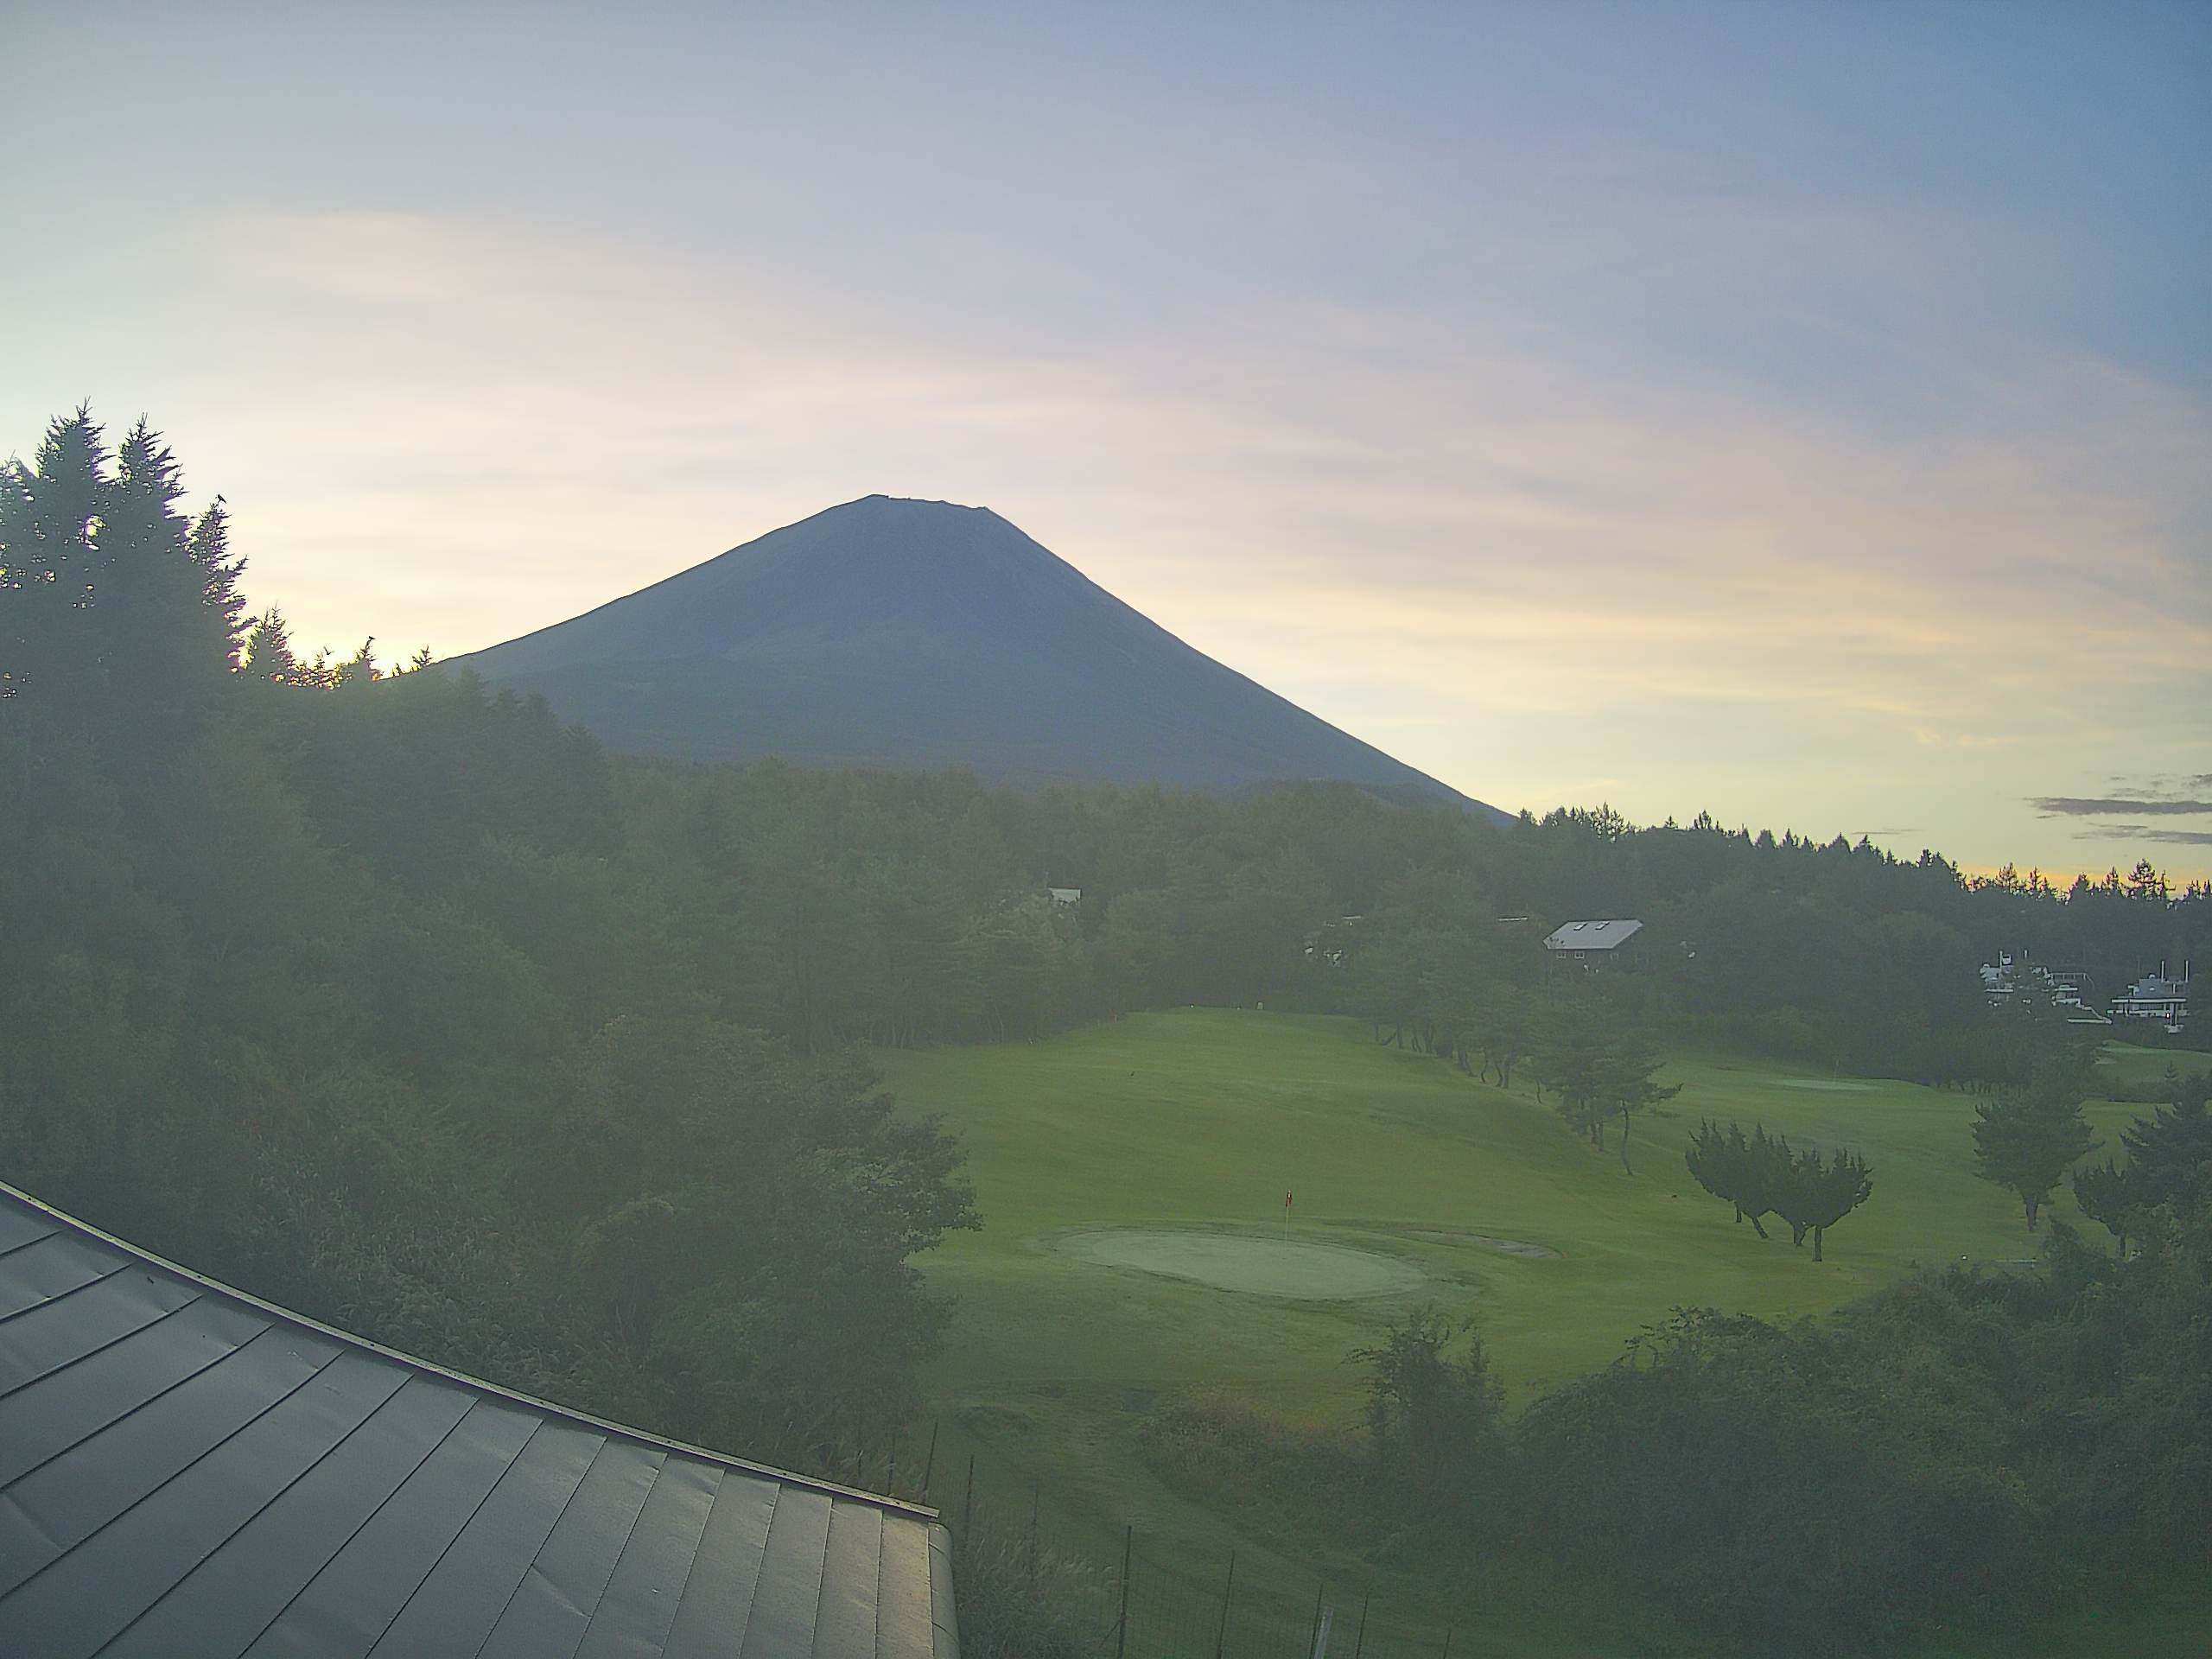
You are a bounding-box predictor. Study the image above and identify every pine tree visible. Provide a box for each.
[2075,1074,2212,1254]
[1974,1061,2096,1230]
[2071,1158,2133,1255]
[188,497,248,668]
[1599,1035,1681,1173]
[1770,1144,1873,1261]
[0,407,110,700]
[1685,1118,1789,1239]
[240,609,302,685]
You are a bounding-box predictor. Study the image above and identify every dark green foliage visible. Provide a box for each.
[951,1516,1111,1659]
[1772,1143,1874,1261]
[2071,1067,2212,1255]
[1528,1019,1681,1169]
[1351,1305,1505,1521]
[1974,1055,2098,1230]
[1686,1120,1871,1256]
[1686,1118,1781,1237]
[1356,1205,2212,1653]
[0,414,978,1473]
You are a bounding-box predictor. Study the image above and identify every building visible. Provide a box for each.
[2112,964,2190,1033]
[1542,918,1643,970]
[1047,887,1082,907]
[0,1180,959,1659]
[1980,952,2111,1025]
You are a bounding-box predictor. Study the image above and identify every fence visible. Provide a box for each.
[868,1426,1462,1659]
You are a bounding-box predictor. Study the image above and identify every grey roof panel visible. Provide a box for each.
[0,1270,201,1394]
[1541,918,1644,951]
[0,1348,405,1658]
[0,1230,128,1319]
[928,1529,959,1659]
[658,1473,780,1659]
[95,1375,479,1659]
[0,1298,265,1485]
[0,1209,59,1254]
[0,1182,956,1659]
[737,1490,833,1659]
[574,1457,725,1659]
[478,1438,668,1659]
[251,1402,556,1659]
[0,1325,340,1599]
[814,1499,885,1659]
[873,1504,932,1659]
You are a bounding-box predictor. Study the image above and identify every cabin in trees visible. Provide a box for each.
[1047,887,1082,906]
[0,1180,959,1658]
[1543,918,1644,972]
[2112,964,2191,1033]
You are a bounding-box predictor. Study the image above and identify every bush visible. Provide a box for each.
[953,1516,1112,1659]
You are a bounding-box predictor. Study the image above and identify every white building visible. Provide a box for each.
[2112,964,2190,1032]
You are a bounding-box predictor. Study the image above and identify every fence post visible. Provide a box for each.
[921,1420,940,1502]
[1114,1524,1132,1659]
[961,1454,976,1539]
[1351,1595,1369,1659]
[1212,1551,1236,1659]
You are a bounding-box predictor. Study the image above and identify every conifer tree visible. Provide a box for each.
[0,407,110,700]
[1974,1060,2096,1230]
[1770,1143,1873,1260]
[241,608,302,685]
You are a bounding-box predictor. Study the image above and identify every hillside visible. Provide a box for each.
[876,1010,2184,1657]
[445,496,1508,816]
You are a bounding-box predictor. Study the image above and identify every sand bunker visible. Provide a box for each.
[1058,1230,1427,1299]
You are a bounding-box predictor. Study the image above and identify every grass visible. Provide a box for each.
[879,1009,2206,1656]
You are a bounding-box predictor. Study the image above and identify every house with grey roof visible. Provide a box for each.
[0,1180,958,1659]
[1542,918,1644,972]
[2112,963,2190,1033]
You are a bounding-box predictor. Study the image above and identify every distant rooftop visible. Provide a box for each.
[1542,918,1644,952]
[0,1181,957,1659]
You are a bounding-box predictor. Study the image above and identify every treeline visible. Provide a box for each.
[544,765,2202,1088]
[1,412,976,1472]
[616,761,2203,1089]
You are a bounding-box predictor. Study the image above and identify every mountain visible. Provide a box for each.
[445,495,1509,820]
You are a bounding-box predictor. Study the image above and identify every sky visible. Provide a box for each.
[7,3,2209,880]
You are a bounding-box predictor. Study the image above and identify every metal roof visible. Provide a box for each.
[1541,918,1644,952]
[0,1181,958,1659]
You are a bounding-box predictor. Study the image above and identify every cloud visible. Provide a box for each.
[2033,796,2212,817]
[2140,829,2212,846]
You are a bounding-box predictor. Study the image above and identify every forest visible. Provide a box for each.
[3,411,2208,1531]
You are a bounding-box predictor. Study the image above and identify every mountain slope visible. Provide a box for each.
[447,495,1507,817]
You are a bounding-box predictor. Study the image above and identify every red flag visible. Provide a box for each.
[1285,1190,1293,1208]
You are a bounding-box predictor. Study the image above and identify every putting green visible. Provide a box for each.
[1058,1229,1427,1299]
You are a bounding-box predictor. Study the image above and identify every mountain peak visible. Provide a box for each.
[447,501,1507,819]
